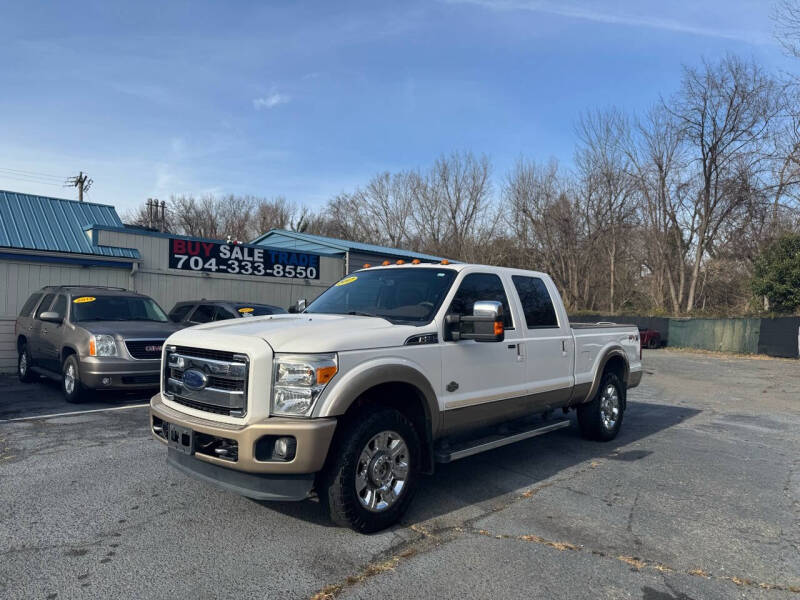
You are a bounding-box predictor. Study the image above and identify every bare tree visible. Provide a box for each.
[669,56,783,312]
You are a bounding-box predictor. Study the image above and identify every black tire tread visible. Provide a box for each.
[17,344,36,383]
[577,372,625,442]
[320,409,420,533]
[62,354,87,404]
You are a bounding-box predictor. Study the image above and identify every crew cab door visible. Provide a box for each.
[30,292,56,366]
[440,272,527,434]
[509,274,574,410]
[40,294,68,371]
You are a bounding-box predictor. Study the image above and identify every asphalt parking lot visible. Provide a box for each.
[1,350,799,600]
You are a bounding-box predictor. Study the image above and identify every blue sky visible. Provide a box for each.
[0,0,793,215]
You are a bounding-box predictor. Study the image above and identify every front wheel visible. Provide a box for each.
[577,372,625,441]
[319,409,420,533]
[62,355,88,403]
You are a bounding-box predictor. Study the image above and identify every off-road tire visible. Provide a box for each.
[62,354,88,404]
[17,344,36,383]
[577,372,625,441]
[319,409,420,533]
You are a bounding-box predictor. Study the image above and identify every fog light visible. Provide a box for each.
[102,377,112,385]
[274,436,296,460]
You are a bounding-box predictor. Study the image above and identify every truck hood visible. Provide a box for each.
[178,314,426,353]
[80,321,184,339]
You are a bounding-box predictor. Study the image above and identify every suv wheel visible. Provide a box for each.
[18,344,36,383]
[62,355,87,403]
[319,409,420,533]
[577,372,625,441]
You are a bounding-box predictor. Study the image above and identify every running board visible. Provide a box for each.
[435,419,571,463]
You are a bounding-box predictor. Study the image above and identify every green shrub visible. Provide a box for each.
[752,234,800,313]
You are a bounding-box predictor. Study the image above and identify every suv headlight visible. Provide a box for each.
[272,353,338,417]
[90,334,117,357]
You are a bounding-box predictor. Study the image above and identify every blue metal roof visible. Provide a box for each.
[251,229,447,262]
[0,190,140,259]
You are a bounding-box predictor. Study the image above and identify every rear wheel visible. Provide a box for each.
[577,372,624,441]
[17,344,36,383]
[319,409,420,533]
[62,355,88,403]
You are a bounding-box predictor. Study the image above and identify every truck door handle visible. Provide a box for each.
[561,340,566,352]
[507,344,517,349]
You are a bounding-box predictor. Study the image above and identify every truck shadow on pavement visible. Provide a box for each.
[256,400,700,529]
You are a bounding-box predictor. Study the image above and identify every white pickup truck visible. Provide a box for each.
[150,263,642,532]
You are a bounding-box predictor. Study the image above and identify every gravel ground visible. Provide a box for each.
[0,349,798,600]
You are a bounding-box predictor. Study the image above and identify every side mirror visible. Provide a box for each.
[288,298,307,314]
[40,311,63,324]
[445,300,504,342]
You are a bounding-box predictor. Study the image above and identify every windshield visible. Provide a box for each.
[71,295,169,322]
[236,305,286,316]
[305,267,456,325]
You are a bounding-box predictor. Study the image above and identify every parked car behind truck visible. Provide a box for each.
[168,300,286,326]
[150,263,642,532]
[16,286,181,402]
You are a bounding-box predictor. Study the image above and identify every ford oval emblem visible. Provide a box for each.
[182,369,207,391]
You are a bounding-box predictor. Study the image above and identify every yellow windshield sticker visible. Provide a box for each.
[238,307,254,313]
[73,296,96,304]
[335,276,358,286]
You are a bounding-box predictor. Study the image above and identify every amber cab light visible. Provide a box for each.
[396,259,405,265]
[440,259,450,265]
[411,259,421,264]
[363,263,371,268]
[382,260,391,266]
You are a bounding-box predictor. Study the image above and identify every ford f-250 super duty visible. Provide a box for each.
[150,263,642,532]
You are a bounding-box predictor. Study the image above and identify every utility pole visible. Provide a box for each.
[66,171,93,202]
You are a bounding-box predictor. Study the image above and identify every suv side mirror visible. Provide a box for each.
[40,311,63,324]
[445,300,504,342]
[289,298,307,314]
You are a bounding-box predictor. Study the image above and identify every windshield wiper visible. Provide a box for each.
[347,310,380,318]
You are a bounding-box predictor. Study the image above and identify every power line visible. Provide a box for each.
[0,166,65,181]
[0,173,63,187]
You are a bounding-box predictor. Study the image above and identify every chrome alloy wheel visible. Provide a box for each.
[355,430,409,512]
[64,363,76,395]
[599,383,620,430]
[19,352,27,376]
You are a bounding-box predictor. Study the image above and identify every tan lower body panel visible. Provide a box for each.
[150,394,337,475]
[441,387,572,437]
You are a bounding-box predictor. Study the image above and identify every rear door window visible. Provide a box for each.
[215,306,237,320]
[35,294,55,319]
[189,305,216,323]
[169,304,193,323]
[447,273,514,328]
[511,275,558,328]
[19,293,42,317]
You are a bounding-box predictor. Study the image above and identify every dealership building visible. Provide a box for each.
[0,190,444,372]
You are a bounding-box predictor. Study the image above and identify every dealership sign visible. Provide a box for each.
[168,238,320,279]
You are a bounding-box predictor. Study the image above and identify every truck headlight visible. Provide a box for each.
[89,334,117,357]
[272,353,337,417]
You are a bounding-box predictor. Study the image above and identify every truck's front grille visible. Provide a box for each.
[174,346,237,362]
[125,339,165,360]
[164,346,249,417]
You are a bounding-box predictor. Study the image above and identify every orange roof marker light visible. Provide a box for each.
[396,259,405,265]
[411,259,421,264]
[362,263,371,268]
[440,259,450,265]
[382,260,391,266]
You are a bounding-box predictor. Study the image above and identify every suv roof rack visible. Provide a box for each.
[44,285,129,292]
